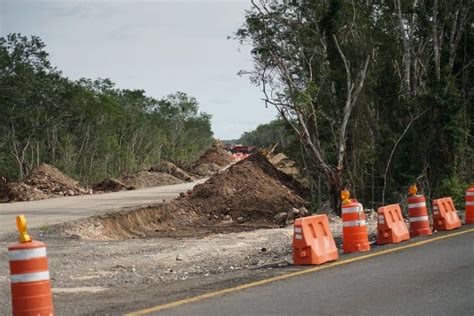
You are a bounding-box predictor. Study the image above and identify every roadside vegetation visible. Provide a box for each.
[0,34,213,183]
[236,1,473,213]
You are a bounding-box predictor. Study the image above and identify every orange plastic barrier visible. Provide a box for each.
[292,214,338,265]
[376,204,410,245]
[342,201,370,253]
[432,197,462,231]
[466,186,474,224]
[407,195,432,237]
[8,240,54,316]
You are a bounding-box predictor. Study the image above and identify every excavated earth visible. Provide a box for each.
[0,164,91,202]
[52,153,307,241]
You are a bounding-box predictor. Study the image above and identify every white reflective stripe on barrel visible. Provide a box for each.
[466,192,474,196]
[342,206,362,214]
[409,215,429,222]
[294,233,303,240]
[343,220,366,227]
[378,215,385,224]
[433,211,439,215]
[294,227,302,233]
[8,247,47,261]
[432,205,439,210]
[466,202,474,206]
[10,271,50,283]
[408,202,426,209]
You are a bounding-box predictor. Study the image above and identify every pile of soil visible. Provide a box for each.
[149,162,194,182]
[118,171,182,189]
[192,143,233,176]
[177,153,306,224]
[1,164,90,202]
[91,179,132,193]
[58,153,308,240]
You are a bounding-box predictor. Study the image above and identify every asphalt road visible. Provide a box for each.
[0,179,206,235]
[134,228,474,316]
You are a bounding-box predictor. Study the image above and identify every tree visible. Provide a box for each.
[237,0,375,214]
[0,34,214,183]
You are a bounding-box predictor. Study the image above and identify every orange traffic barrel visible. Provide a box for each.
[342,201,370,253]
[9,215,54,316]
[432,197,462,231]
[466,186,474,224]
[292,214,338,265]
[377,204,410,245]
[407,195,432,237]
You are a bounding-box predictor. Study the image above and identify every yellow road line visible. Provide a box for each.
[125,228,474,316]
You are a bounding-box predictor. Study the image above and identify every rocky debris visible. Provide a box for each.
[149,162,194,182]
[0,164,90,202]
[91,179,133,193]
[118,171,182,189]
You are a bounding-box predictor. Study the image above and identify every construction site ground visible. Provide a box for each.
[0,151,380,314]
[0,217,378,315]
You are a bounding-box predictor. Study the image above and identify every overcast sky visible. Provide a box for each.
[0,0,278,139]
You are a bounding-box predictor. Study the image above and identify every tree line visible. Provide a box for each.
[237,0,473,213]
[0,34,213,183]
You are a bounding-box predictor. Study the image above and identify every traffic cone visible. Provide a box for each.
[466,185,474,224]
[341,189,370,253]
[8,216,54,316]
[407,184,432,237]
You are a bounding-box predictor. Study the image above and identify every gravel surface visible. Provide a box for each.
[0,213,378,314]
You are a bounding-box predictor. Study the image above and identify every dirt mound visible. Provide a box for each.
[192,163,222,176]
[149,162,194,182]
[1,164,90,202]
[194,143,233,168]
[118,171,182,189]
[92,179,132,193]
[58,153,307,240]
[177,153,306,224]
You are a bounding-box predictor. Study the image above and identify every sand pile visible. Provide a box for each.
[1,164,90,202]
[57,153,308,240]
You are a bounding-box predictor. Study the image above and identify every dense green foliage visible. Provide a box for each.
[0,34,213,183]
[237,0,473,211]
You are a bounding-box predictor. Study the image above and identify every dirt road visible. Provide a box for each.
[0,179,207,235]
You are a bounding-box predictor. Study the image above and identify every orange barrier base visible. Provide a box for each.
[432,197,462,231]
[377,204,410,245]
[292,215,338,265]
